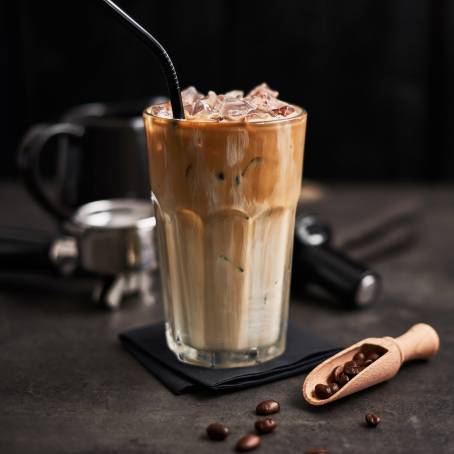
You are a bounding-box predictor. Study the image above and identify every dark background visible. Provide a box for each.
[1,0,454,180]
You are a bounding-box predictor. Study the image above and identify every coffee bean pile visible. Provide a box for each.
[205,399,279,452]
[314,347,382,400]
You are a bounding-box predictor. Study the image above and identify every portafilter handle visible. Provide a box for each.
[293,215,381,308]
[0,227,77,276]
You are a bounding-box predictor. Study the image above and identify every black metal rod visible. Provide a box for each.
[99,0,185,119]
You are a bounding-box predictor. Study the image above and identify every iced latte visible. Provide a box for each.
[144,84,306,367]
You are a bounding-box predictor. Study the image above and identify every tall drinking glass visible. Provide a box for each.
[144,108,307,367]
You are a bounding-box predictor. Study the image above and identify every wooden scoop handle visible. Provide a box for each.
[394,323,440,363]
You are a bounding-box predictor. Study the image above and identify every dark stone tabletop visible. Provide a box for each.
[0,183,453,453]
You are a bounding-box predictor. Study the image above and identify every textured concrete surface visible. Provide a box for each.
[0,183,453,453]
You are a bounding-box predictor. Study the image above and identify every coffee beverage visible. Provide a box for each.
[144,85,306,367]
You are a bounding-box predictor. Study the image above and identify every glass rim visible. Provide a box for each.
[143,103,307,127]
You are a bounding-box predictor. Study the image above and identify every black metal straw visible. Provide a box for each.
[99,0,185,119]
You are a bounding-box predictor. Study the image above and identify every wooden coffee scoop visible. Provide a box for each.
[302,323,440,406]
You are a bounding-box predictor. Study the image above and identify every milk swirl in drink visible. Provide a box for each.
[144,84,307,367]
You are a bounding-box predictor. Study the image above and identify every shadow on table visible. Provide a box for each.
[293,290,357,313]
[0,273,152,315]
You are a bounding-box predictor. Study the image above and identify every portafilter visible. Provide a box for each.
[0,199,158,309]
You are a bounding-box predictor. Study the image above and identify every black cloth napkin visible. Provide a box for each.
[119,321,340,394]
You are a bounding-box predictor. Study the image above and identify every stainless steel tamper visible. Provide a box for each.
[293,215,381,307]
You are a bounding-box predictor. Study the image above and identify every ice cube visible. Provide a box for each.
[206,91,218,108]
[191,99,214,118]
[151,84,296,121]
[271,104,296,117]
[246,109,274,121]
[224,90,244,99]
[151,103,172,118]
[182,86,203,105]
[221,98,256,120]
[247,83,279,99]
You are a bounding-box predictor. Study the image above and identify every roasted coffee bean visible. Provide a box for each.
[365,413,381,427]
[344,360,363,377]
[353,351,366,363]
[364,359,373,367]
[314,383,332,399]
[256,399,280,415]
[235,434,261,452]
[329,382,340,394]
[366,352,380,362]
[305,448,329,454]
[206,422,229,440]
[255,418,277,434]
[331,365,344,383]
[338,373,350,387]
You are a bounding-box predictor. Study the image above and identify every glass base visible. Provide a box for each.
[165,324,286,368]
